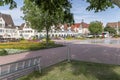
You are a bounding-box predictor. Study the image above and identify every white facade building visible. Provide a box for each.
[0,13,20,39]
[18,23,38,39]
[71,23,90,35]
[38,24,78,38]
[0,13,90,40]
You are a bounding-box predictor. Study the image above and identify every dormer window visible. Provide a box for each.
[8,24,12,27]
[0,18,2,22]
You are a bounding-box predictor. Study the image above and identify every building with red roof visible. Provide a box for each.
[106,22,120,34]
[71,22,89,34]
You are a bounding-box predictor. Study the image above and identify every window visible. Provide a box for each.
[0,23,2,27]
[24,35,29,37]
[0,29,2,33]
[8,25,12,27]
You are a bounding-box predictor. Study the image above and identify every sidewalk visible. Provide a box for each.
[0,47,68,68]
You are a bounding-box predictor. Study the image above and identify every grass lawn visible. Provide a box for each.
[18,61,120,80]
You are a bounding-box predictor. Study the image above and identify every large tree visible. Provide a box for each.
[86,0,114,12]
[22,0,74,46]
[1,0,120,11]
[104,26,116,35]
[0,0,17,9]
[86,0,120,12]
[89,21,103,36]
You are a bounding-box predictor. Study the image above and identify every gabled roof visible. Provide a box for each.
[71,22,89,31]
[81,22,89,28]
[18,23,25,30]
[0,12,15,29]
[64,24,68,30]
[106,22,120,28]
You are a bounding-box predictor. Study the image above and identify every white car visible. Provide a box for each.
[86,34,93,38]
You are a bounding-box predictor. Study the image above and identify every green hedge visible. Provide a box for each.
[0,49,8,56]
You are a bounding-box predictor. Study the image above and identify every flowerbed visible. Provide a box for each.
[0,40,63,56]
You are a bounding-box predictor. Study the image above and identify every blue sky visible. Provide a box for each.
[0,0,120,26]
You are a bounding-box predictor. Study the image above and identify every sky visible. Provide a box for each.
[0,0,120,26]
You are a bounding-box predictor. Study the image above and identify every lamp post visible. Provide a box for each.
[67,44,71,62]
[65,41,71,62]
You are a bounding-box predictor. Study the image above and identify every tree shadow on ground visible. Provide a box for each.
[18,60,120,80]
[70,60,120,80]
[18,61,66,80]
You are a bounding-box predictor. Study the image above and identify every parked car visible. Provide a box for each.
[99,32,109,38]
[86,34,94,38]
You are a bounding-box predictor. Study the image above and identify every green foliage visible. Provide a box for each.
[86,0,114,12]
[1,0,120,12]
[0,49,8,56]
[22,0,74,46]
[32,36,37,40]
[18,61,120,80]
[4,49,28,55]
[104,26,116,35]
[110,0,120,8]
[89,21,103,35]
[65,36,74,40]
[0,0,17,9]
[20,37,25,41]
[113,34,120,38]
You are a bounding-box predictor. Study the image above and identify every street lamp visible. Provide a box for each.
[65,41,71,62]
[67,44,71,62]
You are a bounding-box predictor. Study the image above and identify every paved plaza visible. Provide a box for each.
[0,40,120,68]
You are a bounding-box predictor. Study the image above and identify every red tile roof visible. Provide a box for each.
[81,22,89,28]
[71,22,89,31]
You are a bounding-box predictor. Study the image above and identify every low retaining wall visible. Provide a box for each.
[0,56,41,80]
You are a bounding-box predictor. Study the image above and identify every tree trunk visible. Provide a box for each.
[111,0,120,8]
[46,26,49,48]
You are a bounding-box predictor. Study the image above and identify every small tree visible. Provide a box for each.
[104,26,116,36]
[89,21,103,37]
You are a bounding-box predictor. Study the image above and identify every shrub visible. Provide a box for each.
[20,37,25,41]
[5,49,28,55]
[113,34,120,38]
[0,49,8,56]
